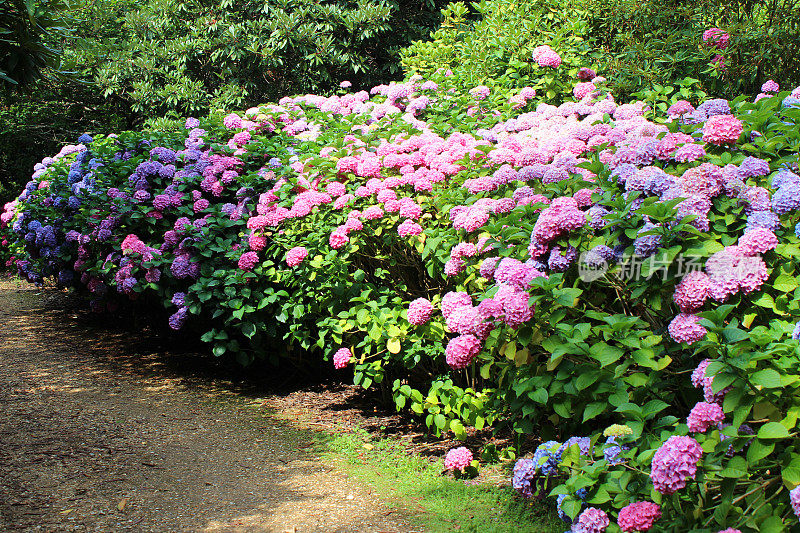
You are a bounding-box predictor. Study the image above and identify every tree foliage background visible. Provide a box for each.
[0,0,448,202]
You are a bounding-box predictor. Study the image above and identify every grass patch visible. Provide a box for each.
[316,427,563,533]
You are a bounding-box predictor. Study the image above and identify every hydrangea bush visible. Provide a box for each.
[4,55,800,531]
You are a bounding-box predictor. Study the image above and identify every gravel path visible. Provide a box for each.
[0,282,411,532]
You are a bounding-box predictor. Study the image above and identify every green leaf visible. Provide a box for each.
[757,422,789,439]
[751,368,782,389]
[719,456,747,478]
[774,274,799,292]
[583,402,605,422]
[589,342,624,367]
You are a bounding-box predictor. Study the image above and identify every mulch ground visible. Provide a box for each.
[0,280,419,532]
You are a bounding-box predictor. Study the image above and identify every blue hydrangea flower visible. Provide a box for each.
[556,494,571,523]
[746,210,781,232]
[697,98,731,117]
[77,133,93,144]
[533,440,562,476]
[793,321,800,341]
[772,182,800,214]
[559,436,591,456]
[633,222,662,258]
[603,436,627,465]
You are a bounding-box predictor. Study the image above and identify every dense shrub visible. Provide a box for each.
[4,50,800,531]
[401,0,800,100]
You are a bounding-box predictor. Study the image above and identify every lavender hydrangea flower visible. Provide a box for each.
[512,458,537,498]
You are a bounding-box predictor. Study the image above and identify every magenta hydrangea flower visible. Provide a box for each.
[618,501,662,532]
[673,271,711,312]
[407,297,434,325]
[329,228,349,249]
[285,246,308,267]
[441,291,472,319]
[687,401,725,432]
[333,347,351,369]
[445,334,481,369]
[238,251,259,271]
[650,435,703,494]
[444,446,473,471]
[668,313,707,344]
[702,28,730,49]
[703,115,743,145]
[717,529,742,533]
[446,306,481,335]
[398,219,423,237]
[575,507,610,533]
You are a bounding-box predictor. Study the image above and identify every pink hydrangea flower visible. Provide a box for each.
[687,401,725,432]
[668,313,707,344]
[618,501,662,532]
[575,507,610,533]
[329,229,349,249]
[407,298,434,325]
[444,446,473,471]
[446,306,481,335]
[441,291,472,319]
[738,228,778,256]
[668,100,695,116]
[761,80,779,93]
[445,334,481,369]
[717,529,742,533]
[238,251,259,271]
[650,435,703,494]
[333,347,351,369]
[286,246,308,267]
[469,85,490,100]
[536,48,562,68]
[703,115,743,145]
[398,220,423,237]
[673,271,711,312]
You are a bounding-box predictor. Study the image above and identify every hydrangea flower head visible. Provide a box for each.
[703,115,743,145]
[702,28,730,49]
[407,298,434,325]
[512,458,537,498]
[599,426,629,441]
[618,501,662,532]
[650,435,703,494]
[444,447,473,472]
[238,251,259,271]
[445,334,481,369]
[687,401,725,432]
[668,313,707,344]
[286,246,308,267]
[790,485,800,518]
[673,271,711,312]
[333,347,351,369]
[533,440,562,476]
[575,507,610,533]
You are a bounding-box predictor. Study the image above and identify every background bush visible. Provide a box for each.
[401,0,800,99]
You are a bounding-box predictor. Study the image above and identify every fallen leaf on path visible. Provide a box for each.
[117,498,128,511]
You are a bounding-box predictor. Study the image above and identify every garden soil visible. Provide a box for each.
[0,280,415,532]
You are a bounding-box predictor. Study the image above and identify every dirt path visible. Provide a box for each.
[0,281,413,532]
